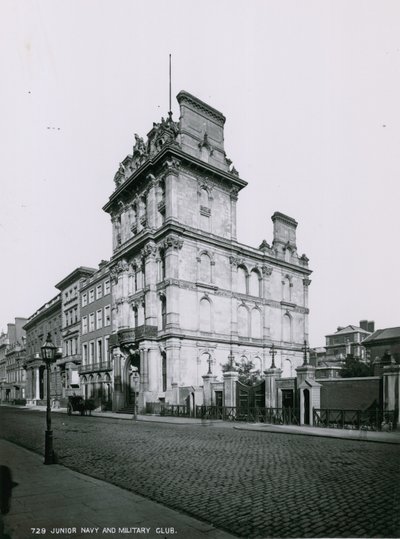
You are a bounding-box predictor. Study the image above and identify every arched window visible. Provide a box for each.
[199,253,211,283]
[283,313,292,342]
[133,306,138,328]
[254,356,262,372]
[237,266,247,294]
[237,305,249,337]
[249,270,261,297]
[200,188,209,207]
[158,250,166,281]
[200,297,212,332]
[160,296,167,330]
[282,276,291,302]
[251,308,261,339]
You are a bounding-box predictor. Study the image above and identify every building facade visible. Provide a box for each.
[324,321,373,362]
[55,267,96,402]
[3,318,27,402]
[0,330,10,401]
[103,91,312,411]
[24,295,62,404]
[79,261,113,407]
[363,327,400,365]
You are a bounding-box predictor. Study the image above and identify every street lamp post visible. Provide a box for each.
[41,333,57,465]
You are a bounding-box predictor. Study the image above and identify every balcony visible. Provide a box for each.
[79,362,112,374]
[117,325,158,347]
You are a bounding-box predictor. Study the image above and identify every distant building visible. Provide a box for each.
[78,261,113,406]
[363,327,400,365]
[0,330,10,401]
[24,295,62,404]
[3,318,28,402]
[55,267,96,402]
[324,320,374,362]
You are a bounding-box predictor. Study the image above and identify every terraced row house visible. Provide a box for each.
[103,91,312,412]
[0,319,27,402]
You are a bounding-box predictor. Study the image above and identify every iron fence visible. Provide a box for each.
[313,408,398,431]
[195,405,299,424]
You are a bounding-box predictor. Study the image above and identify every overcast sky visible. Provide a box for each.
[1,0,399,346]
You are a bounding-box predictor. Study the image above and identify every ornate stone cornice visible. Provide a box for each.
[141,242,157,259]
[161,158,181,177]
[162,234,184,251]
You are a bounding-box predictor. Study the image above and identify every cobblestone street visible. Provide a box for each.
[1,407,399,538]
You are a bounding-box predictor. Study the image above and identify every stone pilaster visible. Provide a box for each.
[263,367,282,408]
[202,374,217,406]
[223,371,238,408]
[142,242,158,326]
[230,187,238,240]
[163,235,183,329]
[163,159,180,223]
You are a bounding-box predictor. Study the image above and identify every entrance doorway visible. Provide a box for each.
[303,389,310,425]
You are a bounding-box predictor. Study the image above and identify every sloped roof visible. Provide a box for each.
[326,325,371,337]
[363,327,400,344]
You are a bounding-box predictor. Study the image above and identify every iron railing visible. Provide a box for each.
[313,408,398,431]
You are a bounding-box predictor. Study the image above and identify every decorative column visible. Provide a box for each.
[229,256,238,337]
[147,345,160,393]
[163,235,183,330]
[229,187,238,241]
[302,278,311,343]
[166,338,181,386]
[35,367,40,401]
[141,242,158,327]
[112,348,124,411]
[146,174,157,229]
[163,158,180,223]
[262,265,272,339]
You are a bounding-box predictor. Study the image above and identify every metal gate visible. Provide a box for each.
[236,380,265,420]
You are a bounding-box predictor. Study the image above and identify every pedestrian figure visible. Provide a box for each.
[0,465,18,539]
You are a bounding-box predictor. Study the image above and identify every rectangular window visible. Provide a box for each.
[104,305,111,326]
[89,341,95,362]
[82,293,87,307]
[82,316,88,335]
[104,336,109,362]
[96,284,102,299]
[89,289,95,303]
[96,309,103,329]
[104,279,110,295]
[89,313,95,332]
[97,339,103,362]
[82,343,88,363]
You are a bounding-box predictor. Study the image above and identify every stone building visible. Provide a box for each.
[0,330,10,402]
[363,327,400,365]
[3,318,27,402]
[103,91,312,412]
[24,295,62,404]
[79,261,113,406]
[324,321,373,362]
[55,267,96,403]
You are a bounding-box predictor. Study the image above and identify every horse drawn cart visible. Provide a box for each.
[67,395,86,416]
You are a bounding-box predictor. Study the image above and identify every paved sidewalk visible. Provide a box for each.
[0,439,235,539]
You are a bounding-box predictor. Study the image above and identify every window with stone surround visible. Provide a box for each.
[249,269,261,297]
[283,313,292,342]
[237,305,249,337]
[82,316,88,335]
[89,313,95,332]
[104,279,110,295]
[82,293,88,307]
[237,266,248,294]
[199,297,212,332]
[104,305,111,326]
[199,253,212,283]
